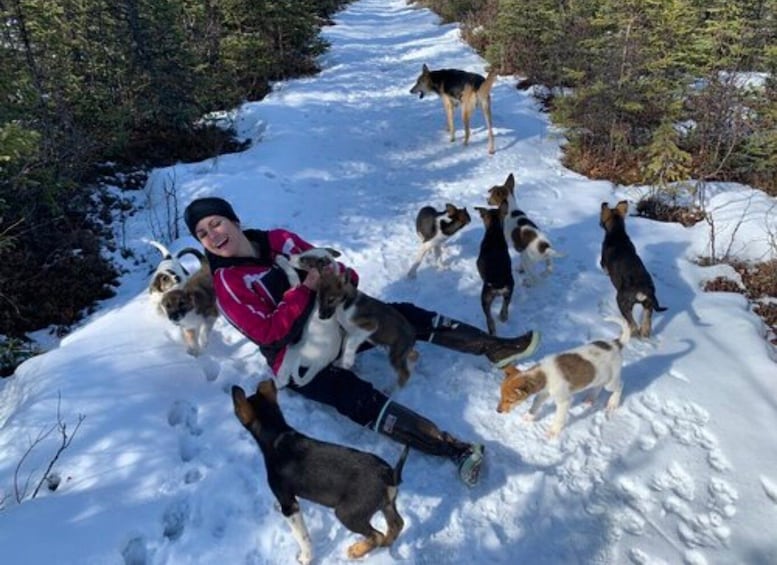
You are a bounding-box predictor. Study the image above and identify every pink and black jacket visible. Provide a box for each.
[206,229,357,377]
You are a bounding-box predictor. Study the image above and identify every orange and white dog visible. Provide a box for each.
[497,317,630,437]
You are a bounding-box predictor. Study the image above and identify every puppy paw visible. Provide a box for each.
[296,550,313,565]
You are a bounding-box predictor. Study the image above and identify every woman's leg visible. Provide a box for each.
[390,302,541,367]
[287,365,484,486]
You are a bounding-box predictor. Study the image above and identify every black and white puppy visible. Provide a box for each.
[273,248,345,387]
[600,201,667,338]
[475,206,514,335]
[147,240,203,307]
[486,173,562,285]
[159,254,218,356]
[317,269,419,387]
[407,203,471,278]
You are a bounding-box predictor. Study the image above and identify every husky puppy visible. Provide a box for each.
[317,269,419,387]
[600,201,667,337]
[497,318,630,437]
[159,255,218,356]
[486,173,562,285]
[274,248,345,387]
[407,203,471,279]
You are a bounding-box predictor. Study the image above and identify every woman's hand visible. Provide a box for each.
[302,268,321,291]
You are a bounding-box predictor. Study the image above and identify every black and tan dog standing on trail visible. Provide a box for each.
[475,206,515,335]
[232,380,410,564]
[600,201,667,338]
[410,64,497,154]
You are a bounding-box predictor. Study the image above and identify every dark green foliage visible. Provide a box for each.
[421,0,777,195]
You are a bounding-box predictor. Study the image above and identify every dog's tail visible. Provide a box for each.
[177,247,207,269]
[392,444,411,485]
[146,239,173,260]
[637,291,668,312]
[481,67,498,96]
[604,316,631,346]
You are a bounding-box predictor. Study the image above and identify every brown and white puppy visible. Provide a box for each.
[407,203,471,279]
[600,201,667,338]
[147,240,205,308]
[317,269,419,387]
[497,317,630,438]
[486,173,562,285]
[159,255,218,356]
[475,206,514,335]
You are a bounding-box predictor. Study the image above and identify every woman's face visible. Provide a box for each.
[194,215,247,257]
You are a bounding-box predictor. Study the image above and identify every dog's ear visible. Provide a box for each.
[445,203,457,215]
[505,173,515,190]
[324,247,341,258]
[600,203,613,226]
[615,200,629,217]
[257,379,278,403]
[231,386,255,426]
[422,63,429,73]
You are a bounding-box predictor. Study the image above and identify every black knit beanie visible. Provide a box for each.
[184,197,240,237]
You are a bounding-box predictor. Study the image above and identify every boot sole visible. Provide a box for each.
[492,330,541,368]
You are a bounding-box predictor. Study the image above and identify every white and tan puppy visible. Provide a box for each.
[159,255,218,356]
[147,240,204,306]
[274,248,345,387]
[487,173,563,285]
[497,317,630,437]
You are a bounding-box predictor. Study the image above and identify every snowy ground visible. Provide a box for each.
[1,1,776,564]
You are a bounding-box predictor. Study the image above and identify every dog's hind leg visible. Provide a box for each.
[616,294,640,336]
[407,242,433,278]
[461,95,476,146]
[639,306,653,338]
[498,287,512,324]
[442,96,456,142]
[381,498,405,547]
[286,511,314,565]
[480,96,495,154]
[337,507,385,559]
[481,288,497,335]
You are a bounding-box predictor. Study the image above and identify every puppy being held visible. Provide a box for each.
[410,64,497,154]
[475,206,514,335]
[497,317,630,438]
[486,173,562,285]
[407,203,471,279]
[272,247,347,387]
[317,268,419,388]
[159,253,218,356]
[600,200,667,338]
[232,381,409,564]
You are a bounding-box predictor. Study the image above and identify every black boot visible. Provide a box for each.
[374,401,484,486]
[427,315,541,368]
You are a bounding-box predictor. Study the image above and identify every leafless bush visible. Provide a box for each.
[12,393,85,504]
[145,169,181,244]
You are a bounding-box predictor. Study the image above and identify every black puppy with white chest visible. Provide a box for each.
[475,206,514,335]
[232,380,409,564]
[600,201,667,338]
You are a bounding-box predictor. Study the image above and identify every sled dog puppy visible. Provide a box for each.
[475,206,514,335]
[497,317,630,437]
[273,248,345,387]
[407,203,471,279]
[486,173,561,285]
[317,269,419,387]
[159,253,218,356]
[147,240,204,299]
[410,64,497,154]
[232,381,409,564]
[600,201,667,338]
